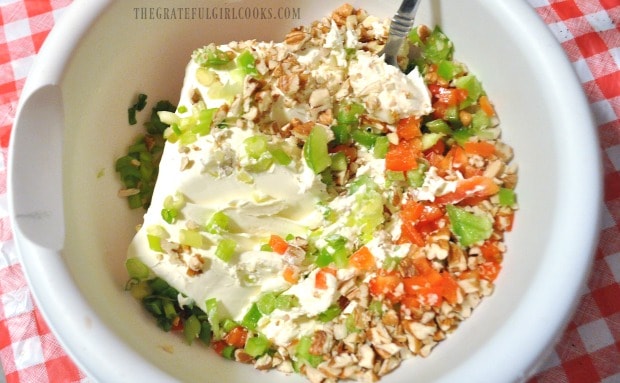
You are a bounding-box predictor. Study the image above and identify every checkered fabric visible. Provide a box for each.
[0,1,618,382]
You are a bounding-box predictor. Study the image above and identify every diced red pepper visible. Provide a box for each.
[282,265,299,284]
[212,340,229,355]
[224,326,248,348]
[464,141,496,158]
[385,139,420,171]
[396,116,422,140]
[369,273,402,302]
[429,84,469,106]
[479,95,496,117]
[330,144,358,162]
[434,176,500,205]
[349,246,376,271]
[315,267,337,290]
[399,221,425,246]
[269,235,288,255]
[480,241,502,263]
[478,261,501,282]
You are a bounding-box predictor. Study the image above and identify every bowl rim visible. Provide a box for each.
[8,0,602,382]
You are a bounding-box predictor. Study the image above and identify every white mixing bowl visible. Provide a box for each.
[8,0,601,382]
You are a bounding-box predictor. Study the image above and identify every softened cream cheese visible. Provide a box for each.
[128,19,433,342]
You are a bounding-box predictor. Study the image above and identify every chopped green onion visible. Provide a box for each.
[183,315,201,344]
[351,128,378,149]
[236,50,259,77]
[337,103,365,126]
[191,108,217,136]
[192,45,233,68]
[330,151,348,171]
[275,294,299,310]
[222,345,236,359]
[498,188,516,206]
[147,234,163,252]
[179,229,204,249]
[455,74,483,109]
[315,249,333,268]
[268,146,292,166]
[256,292,277,315]
[129,280,152,300]
[373,135,389,159]
[206,211,230,234]
[426,119,453,135]
[215,238,237,262]
[318,305,342,323]
[368,300,383,316]
[303,125,332,174]
[244,135,269,159]
[421,133,445,150]
[447,204,493,247]
[331,124,351,145]
[221,318,239,333]
[161,208,178,224]
[244,334,270,357]
[241,303,262,331]
[199,320,212,344]
[125,257,150,280]
[205,298,222,340]
[295,335,323,368]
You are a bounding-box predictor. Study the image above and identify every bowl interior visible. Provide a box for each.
[34,0,599,381]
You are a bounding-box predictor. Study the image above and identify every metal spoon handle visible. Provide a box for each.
[391,0,421,38]
[384,0,422,66]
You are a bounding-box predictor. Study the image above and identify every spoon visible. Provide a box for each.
[383,0,422,67]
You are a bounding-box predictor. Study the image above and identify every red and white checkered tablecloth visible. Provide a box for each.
[0,1,618,382]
